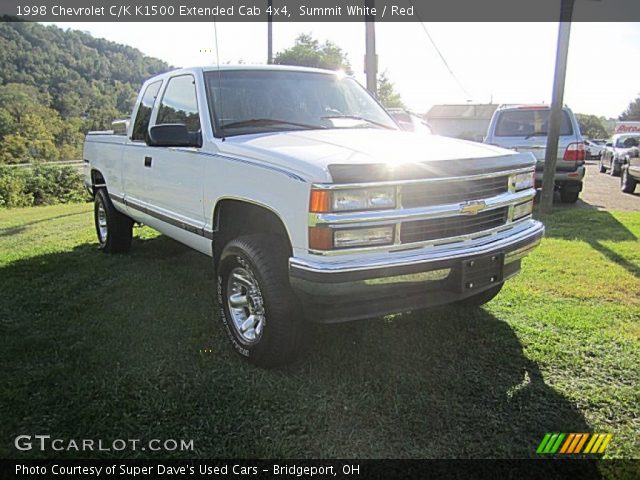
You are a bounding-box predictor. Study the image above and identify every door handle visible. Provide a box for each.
[144,156,152,167]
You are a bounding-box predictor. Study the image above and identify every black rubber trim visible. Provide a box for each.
[329,155,534,183]
[108,193,214,240]
[290,229,544,284]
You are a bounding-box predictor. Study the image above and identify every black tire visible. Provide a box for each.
[560,189,580,203]
[94,189,133,253]
[458,283,504,307]
[598,159,606,173]
[610,161,620,177]
[621,168,637,194]
[217,234,305,367]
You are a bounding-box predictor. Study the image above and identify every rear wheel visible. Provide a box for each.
[560,189,579,203]
[621,168,637,194]
[94,189,133,253]
[458,283,503,307]
[217,234,305,367]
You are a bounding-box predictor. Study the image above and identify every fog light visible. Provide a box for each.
[334,226,394,248]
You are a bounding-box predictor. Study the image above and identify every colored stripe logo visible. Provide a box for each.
[537,433,613,454]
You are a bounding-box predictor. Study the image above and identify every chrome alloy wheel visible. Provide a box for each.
[226,266,266,344]
[97,201,108,243]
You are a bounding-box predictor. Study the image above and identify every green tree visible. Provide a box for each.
[0,21,172,163]
[274,33,352,73]
[0,84,62,163]
[619,97,640,121]
[377,71,405,108]
[576,113,609,139]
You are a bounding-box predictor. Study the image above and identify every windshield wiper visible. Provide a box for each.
[221,118,326,130]
[321,115,395,130]
[524,131,547,140]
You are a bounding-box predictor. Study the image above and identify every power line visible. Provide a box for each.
[406,0,472,100]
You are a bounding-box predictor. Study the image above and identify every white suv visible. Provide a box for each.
[484,105,586,203]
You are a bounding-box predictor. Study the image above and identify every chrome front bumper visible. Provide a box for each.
[289,219,544,323]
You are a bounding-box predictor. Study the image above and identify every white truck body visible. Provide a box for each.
[84,65,544,365]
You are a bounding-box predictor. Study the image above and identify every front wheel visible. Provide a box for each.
[458,283,504,307]
[621,168,638,194]
[217,234,305,367]
[94,189,133,253]
[610,160,621,177]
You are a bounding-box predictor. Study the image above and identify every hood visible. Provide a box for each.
[217,129,532,183]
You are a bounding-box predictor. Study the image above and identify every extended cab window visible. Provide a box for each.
[495,109,573,137]
[131,80,162,141]
[156,75,201,133]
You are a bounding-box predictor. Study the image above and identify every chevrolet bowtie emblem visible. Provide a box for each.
[459,200,487,215]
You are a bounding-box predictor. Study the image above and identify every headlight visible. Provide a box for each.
[511,172,534,191]
[310,187,396,213]
[309,225,395,250]
[512,200,534,220]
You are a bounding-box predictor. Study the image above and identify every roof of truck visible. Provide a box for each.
[190,64,341,75]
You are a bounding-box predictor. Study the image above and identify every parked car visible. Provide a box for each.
[484,105,585,203]
[620,146,640,194]
[84,65,543,366]
[387,108,433,134]
[600,133,640,177]
[585,139,604,159]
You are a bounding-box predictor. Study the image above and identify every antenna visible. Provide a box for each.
[213,18,225,141]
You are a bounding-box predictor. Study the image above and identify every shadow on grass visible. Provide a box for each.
[0,235,597,470]
[0,210,87,238]
[539,208,638,278]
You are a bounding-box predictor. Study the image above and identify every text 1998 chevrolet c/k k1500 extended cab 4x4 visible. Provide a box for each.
[84,65,544,367]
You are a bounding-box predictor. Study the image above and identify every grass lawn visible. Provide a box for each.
[0,203,638,460]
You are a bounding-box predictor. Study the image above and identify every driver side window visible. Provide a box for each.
[156,75,201,133]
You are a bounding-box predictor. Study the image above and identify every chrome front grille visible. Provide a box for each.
[400,207,509,244]
[401,176,509,208]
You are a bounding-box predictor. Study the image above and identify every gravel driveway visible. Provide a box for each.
[555,160,640,212]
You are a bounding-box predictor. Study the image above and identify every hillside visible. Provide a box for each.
[0,19,171,163]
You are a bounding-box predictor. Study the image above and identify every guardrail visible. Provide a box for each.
[3,160,84,172]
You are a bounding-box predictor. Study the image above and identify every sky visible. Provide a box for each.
[45,21,640,118]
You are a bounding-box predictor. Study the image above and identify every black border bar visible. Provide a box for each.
[1,0,639,22]
[5,459,638,480]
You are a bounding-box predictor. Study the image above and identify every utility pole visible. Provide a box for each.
[539,0,575,214]
[364,0,377,96]
[267,0,273,64]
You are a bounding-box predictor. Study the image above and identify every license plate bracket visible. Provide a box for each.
[459,253,504,292]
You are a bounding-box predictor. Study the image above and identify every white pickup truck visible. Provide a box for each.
[84,65,544,366]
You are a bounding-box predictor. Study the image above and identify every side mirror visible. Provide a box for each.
[147,124,202,147]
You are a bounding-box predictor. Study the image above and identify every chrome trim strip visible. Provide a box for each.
[312,166,532,190]
[111,194,214,240]
[363,268,451,286]
[308,215,533,256]
[505,239,541,264]
[291,220,544,274]
[309,189,535,227]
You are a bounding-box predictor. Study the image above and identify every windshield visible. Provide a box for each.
[615,136,640,148]
[204,70,397,137]
[495,109,573,137]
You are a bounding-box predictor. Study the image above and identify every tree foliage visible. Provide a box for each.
[377,72,405,108]
[575,113,610,139]
[274,34,352,73]
[0,19,170,164]
[619,96,640,121]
